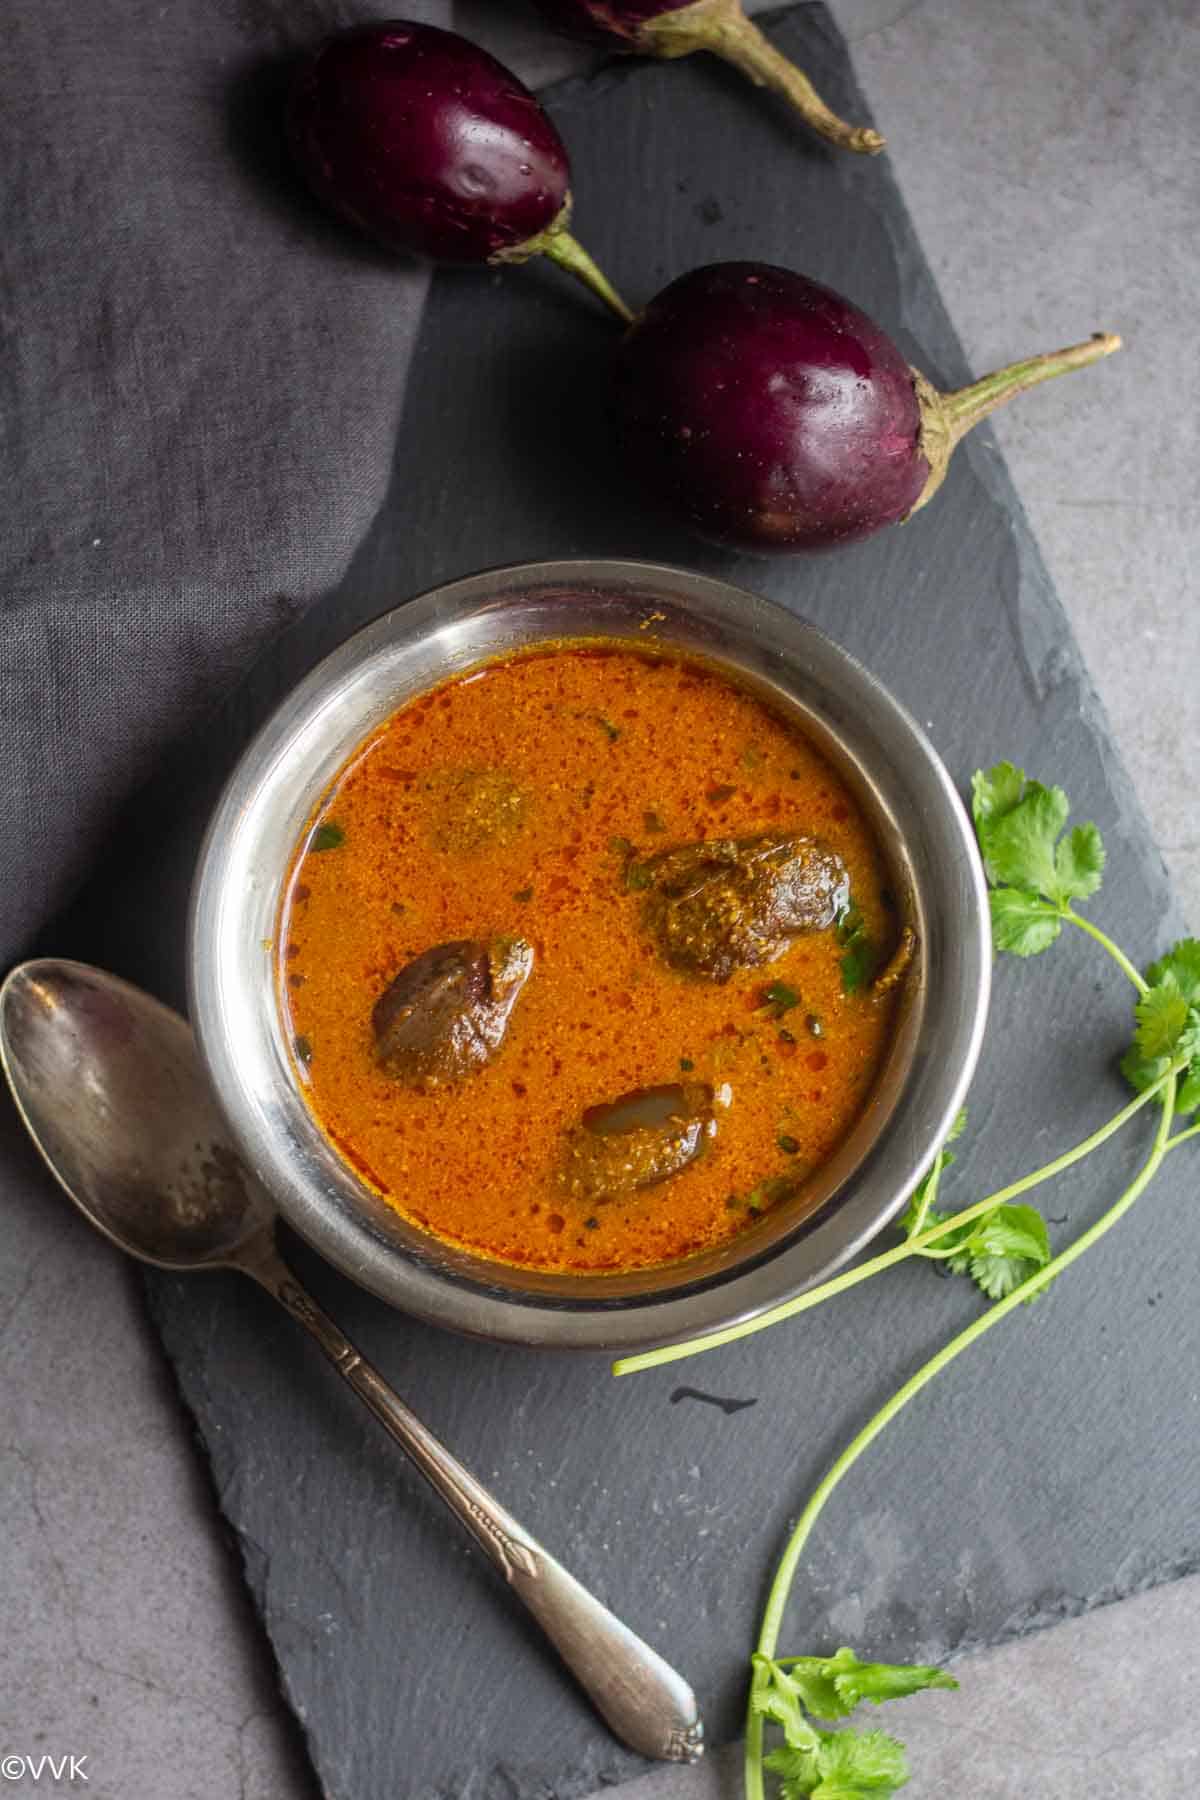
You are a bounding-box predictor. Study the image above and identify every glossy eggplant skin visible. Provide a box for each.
[614,261,928,552]
[288,22,570,263]
[530,0,682,46]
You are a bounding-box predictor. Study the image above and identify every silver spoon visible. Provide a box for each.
[0,958,703,1765]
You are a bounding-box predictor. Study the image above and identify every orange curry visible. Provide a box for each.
[279,641,904,1275]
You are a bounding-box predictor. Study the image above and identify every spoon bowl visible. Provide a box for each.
[0,959,271,1269]
[0,956,703,1765]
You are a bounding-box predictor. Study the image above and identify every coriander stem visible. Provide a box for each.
[747,1072,1175,1751]
[613,1073,1171,1376]
[907,1149,943,1239]
[1167,1120,1200,1150]
[1060,910,1149,994]
[745,1687,767,1800]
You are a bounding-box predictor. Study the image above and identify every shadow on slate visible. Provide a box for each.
[43,8,1197,1800]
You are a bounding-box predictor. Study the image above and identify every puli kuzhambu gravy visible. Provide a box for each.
[279,641,911,1276]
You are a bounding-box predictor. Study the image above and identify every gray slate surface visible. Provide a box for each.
[34,9,1195,1799]
[4,3,1194,1800]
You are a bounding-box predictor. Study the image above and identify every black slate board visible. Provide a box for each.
[48,9,1198,1799]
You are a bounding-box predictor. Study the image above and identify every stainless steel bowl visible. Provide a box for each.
[189,559,989,1351]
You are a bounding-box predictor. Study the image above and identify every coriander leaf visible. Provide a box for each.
[841,940,880,995]
[763,981,801,1018]
[309,821,344,852]
[946,1203,1052,1301]
[1120,1038,1164,1098]
[764,1745,821,1799]
[1134,979,1192,1062]
[987,888,1062,958]
[813,1726,910,1794]
[836,901,865,944]
[835,900,880,993]
[778,1661,852,1724]
[822,1648,958,1710]
[971,765,1105,917]
[753,1659,823,1748]
[969,1203,1051,1269]
[969,1252,1041,1301]
[1146,938,1200,1007]
[1121,974,1200,1106]
[971,761,1025,833]
[771,1650,957,1728]
[1052,823,1106,902]
[1175,1063,1200,1118]
[979,780,1068,896]
[756,1681,811,1745]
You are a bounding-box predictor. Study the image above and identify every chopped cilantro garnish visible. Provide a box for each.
[309,822,344,852]
[761,981,800,1018]
[835,900,878,994]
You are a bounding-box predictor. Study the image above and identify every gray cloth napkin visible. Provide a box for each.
[0,0,448,965]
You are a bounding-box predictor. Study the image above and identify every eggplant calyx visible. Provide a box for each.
[910,330,1122,515]
[643,0,885,156]
[492,196,633,323]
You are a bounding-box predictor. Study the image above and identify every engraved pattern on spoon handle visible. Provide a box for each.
[243,1240,703,1764]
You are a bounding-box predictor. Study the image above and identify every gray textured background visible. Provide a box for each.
[1,1,1197,1797]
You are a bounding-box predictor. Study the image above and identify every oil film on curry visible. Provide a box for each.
[279,638,913,1276]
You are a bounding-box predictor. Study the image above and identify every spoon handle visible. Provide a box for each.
[241,1239,703,1765]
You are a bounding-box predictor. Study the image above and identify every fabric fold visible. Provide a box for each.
[0,0,448,961]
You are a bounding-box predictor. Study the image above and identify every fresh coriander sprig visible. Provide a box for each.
[732,764,1200,1800]
[744,1061,1180,1800]
[748,1649,956,1799]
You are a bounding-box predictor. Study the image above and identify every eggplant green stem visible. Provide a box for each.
[612,1068,1171,1377]
[744,1069,1177,1800]
[540,229,633,324]
[911,331,1121,513]
[942,332,1123,441]
[494,198,632,324]
[644,0,884,154]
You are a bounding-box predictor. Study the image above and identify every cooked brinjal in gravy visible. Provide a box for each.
[279,640,910,1275]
